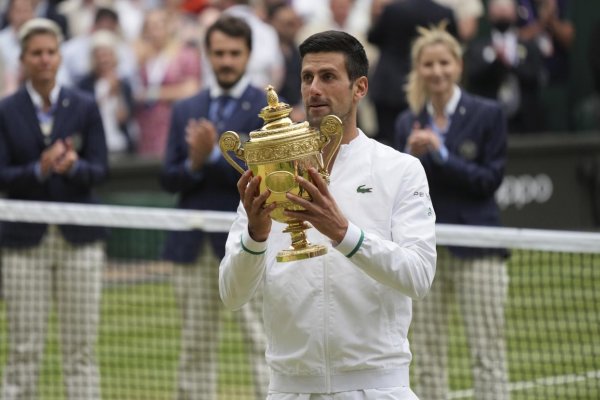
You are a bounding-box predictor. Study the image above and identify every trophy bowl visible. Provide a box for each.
[219,86,343,262]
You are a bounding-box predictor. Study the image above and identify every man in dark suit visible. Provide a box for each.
[368,0,458,145]
[0,18,107,400]
[465,0,543,133]
[160,15,269,400]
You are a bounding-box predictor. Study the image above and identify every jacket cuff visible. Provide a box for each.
[334,222,364,258]
[241,229,267,255]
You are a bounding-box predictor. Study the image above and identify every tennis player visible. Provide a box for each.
[219,30,437,399]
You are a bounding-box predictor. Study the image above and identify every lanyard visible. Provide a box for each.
[36,102,58,145]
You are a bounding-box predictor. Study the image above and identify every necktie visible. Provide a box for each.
[215,95,232,125]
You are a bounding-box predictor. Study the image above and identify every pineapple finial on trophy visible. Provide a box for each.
[259,86,293,127]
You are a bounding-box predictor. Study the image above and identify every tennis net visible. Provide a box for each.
[0,199,598,399]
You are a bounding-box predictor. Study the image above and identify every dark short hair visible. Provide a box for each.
[204,15,252,52]
[299,30,368,82]
[94,7,119,25]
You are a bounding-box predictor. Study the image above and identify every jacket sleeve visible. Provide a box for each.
[219,202,267,310]
[66,99,108,188]
[335,157,437,299]
[432,102,507,198]
[160,101,243,194]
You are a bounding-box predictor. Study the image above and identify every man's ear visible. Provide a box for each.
[353,76,368,101]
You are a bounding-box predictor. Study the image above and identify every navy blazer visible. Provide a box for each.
[160,84,268,263]
[394,91,508,259]
[0,86,109,247]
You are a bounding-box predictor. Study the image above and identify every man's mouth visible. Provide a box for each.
[309,103,328,111]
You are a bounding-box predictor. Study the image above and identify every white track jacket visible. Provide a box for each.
[219,131,437,394]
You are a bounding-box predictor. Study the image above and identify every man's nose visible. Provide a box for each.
[40,52,53,63]
[308,78,323,96]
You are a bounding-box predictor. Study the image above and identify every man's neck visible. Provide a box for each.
[341,124,358,145]
[324,124,358,173]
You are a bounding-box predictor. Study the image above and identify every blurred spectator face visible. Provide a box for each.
[92,46,117,76]
[207,30,250,89]
[8,0,35,30]
[20,32,61,84]
[164,0,184,10]
[330,0,353,27]
[489,0,517,32]
[94,13,120,33]
[270,5,302,44]
[143,10,172,48]
[416,42,462,98]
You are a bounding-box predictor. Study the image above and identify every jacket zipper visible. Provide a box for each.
[323,255,331,392]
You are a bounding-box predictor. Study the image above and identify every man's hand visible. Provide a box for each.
[238,170,276,242]
[284,168,348,244]
[186,118,218,171]
[53,137,79,175]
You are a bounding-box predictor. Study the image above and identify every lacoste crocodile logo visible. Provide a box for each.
[357,184,373,193]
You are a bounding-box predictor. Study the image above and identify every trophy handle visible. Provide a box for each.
[319,115,343,173]
[219,131,246,175]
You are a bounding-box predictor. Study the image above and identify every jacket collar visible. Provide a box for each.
[25,81,61,111]
[425,85,461,119]
[209,76,251,100]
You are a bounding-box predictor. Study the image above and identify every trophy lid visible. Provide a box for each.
[250,85,313,141]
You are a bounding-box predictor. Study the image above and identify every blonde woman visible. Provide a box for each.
[394,25,510,400]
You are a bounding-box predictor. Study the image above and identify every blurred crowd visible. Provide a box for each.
[0,0,594,159]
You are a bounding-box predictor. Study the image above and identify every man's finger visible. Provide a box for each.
[251,188,272,215]
[237,170,253,200]
[243,174,261,209]
[307,167,329,195]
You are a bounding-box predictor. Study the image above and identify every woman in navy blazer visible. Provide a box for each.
[394,25,510,400]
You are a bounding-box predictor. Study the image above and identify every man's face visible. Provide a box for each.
[20,33,61,85]
[301,51,361,128]
[207,31,250,89]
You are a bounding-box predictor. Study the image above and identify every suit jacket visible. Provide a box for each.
[465,33,543,133]
[77,73,136,153]
[160,84,267,263]
[368,0,458,108]
[0,86,109,247]
[394,91,508,258]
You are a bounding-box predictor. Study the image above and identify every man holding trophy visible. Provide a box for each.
[219,30,437,399]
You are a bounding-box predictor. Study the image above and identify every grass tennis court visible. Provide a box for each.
[0,250,599,399]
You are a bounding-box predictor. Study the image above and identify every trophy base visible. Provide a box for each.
[276,244,328,262]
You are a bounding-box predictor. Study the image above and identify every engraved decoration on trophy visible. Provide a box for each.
[219,85,343,262]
